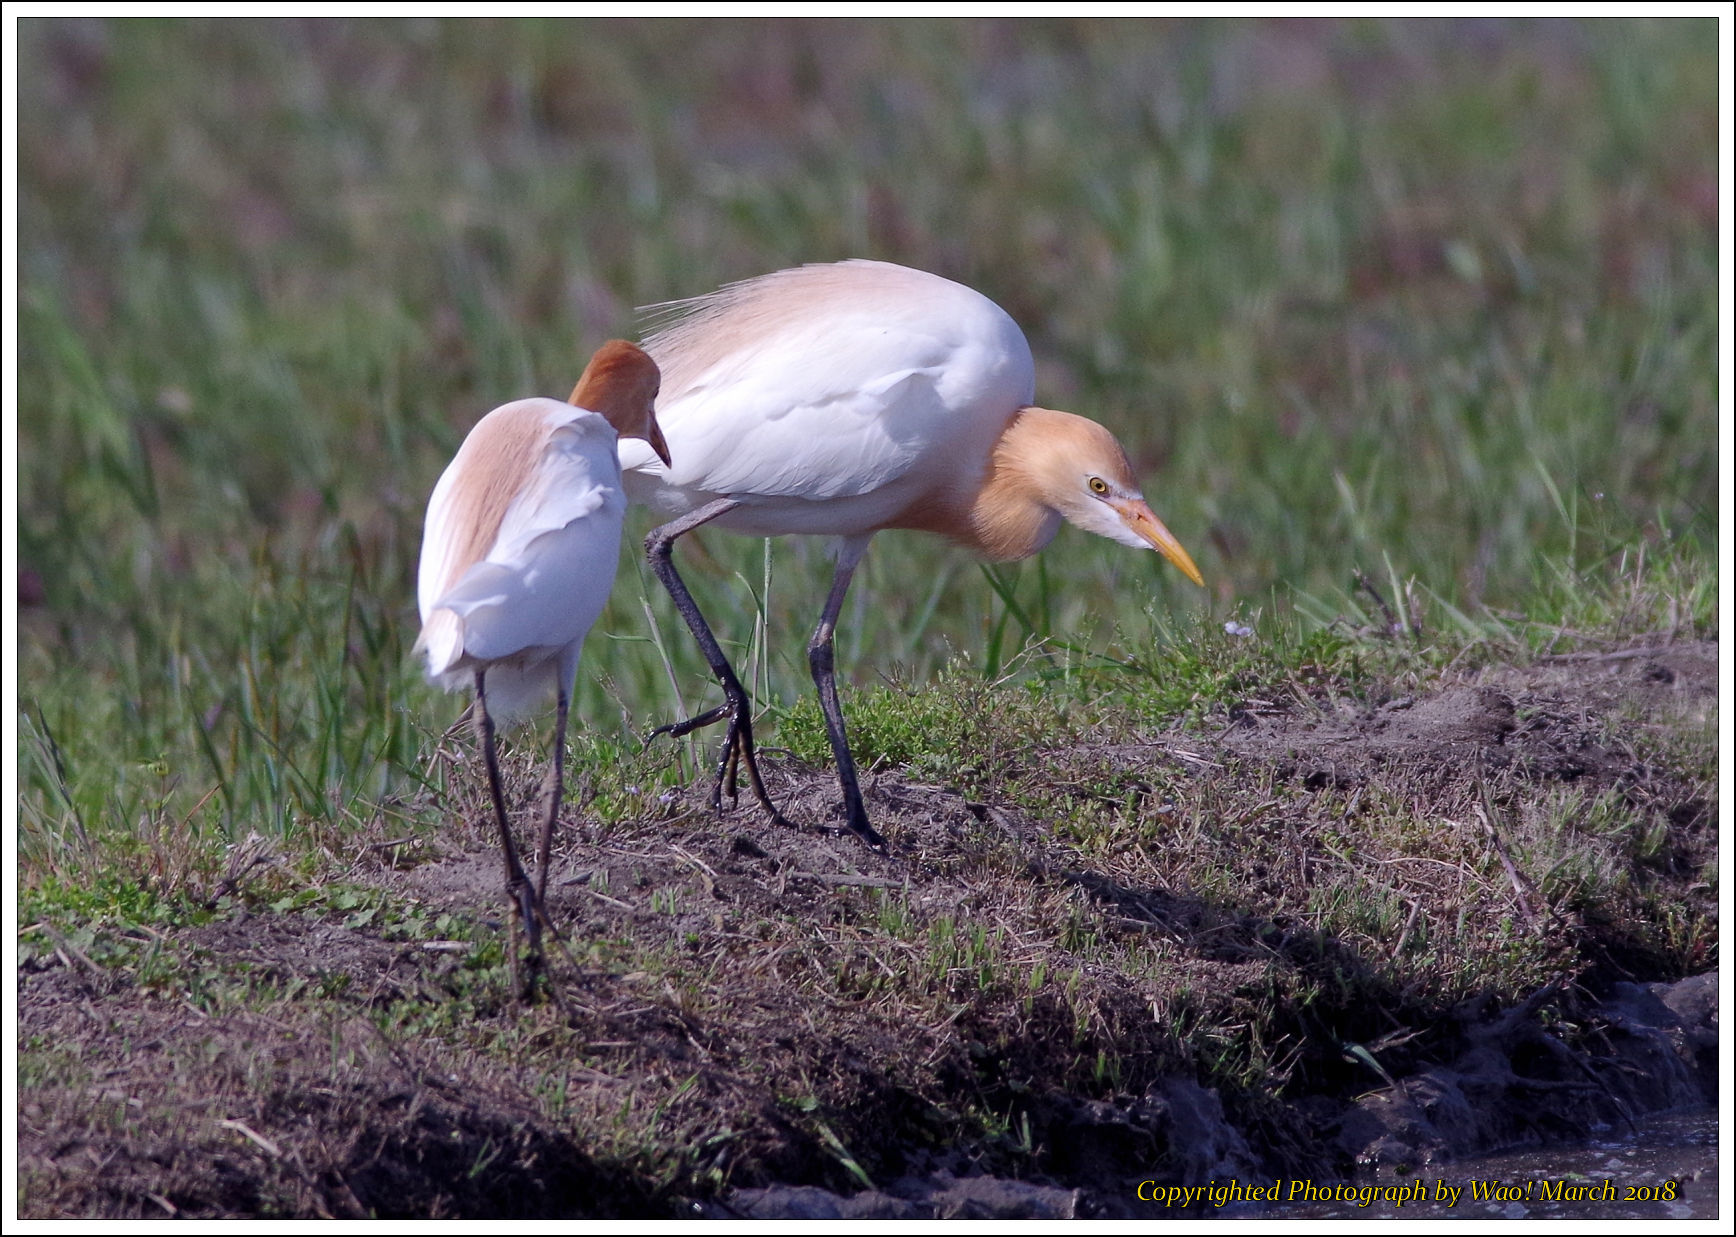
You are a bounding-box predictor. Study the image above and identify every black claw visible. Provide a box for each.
[719,720,743,806]
[845,805,888,850]
[648,701,734,742]
[650,695,784,825]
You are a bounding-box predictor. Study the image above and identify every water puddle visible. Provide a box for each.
[1224,1106,1718,1220]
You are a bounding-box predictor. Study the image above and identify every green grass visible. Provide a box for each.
[18,18,1717,889]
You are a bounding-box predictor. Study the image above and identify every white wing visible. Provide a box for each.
[418,403,625,683]
[622,263,1036,510]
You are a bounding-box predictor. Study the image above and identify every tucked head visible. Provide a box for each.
[570,340,671,466]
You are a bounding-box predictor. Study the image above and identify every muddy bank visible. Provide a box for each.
[18,642,1718,1218]
[712,972,1717,1220]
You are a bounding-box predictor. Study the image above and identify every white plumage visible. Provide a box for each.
[413,339,667,1003]
[417,396,627,720]
[620,259,1036,535]
[613,260,1203,847]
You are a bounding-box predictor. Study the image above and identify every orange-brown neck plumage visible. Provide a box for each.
[957,408,1065,560]
[884,406,1202,580]
[965,407,1141,560]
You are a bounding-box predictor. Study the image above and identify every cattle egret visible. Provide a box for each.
[608,260,1203,848]
[418,339,669,995]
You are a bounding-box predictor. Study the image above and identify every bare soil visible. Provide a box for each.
[18,642,1718,1218]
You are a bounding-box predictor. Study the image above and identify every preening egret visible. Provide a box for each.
[608,260,1203,848]
[418,339,669,994]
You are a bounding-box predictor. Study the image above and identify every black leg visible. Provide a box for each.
[806,537,886,848]
[524,676,581,1013]
[536,680,569,905]
[645,499,792,829]
[473,669,539,1001]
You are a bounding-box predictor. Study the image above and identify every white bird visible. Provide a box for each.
[417,339,669,995]
[609,260,1203,848]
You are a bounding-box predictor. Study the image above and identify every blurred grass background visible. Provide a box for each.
[16,18,1717,875]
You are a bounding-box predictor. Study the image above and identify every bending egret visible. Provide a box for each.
[418,339,670,994]
[609,260,1203,848]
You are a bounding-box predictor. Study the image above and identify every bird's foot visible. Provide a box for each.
[842,801,888,850]
[509,877,544,1002]
[648,701,733,742]
[714,711,798,830]
[716,717,742,808]
[527,899,582,1018]
[651,699,795,829]
[503,880,584,1013]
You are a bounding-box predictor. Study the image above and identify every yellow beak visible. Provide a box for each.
[1115,499,1205,587]
[646,419,673,468]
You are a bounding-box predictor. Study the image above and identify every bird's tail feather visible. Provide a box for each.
[418,612,558,727]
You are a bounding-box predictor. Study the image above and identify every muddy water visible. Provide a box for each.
[1225,1107,1718,1220]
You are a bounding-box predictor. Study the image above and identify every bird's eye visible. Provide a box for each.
[1089,476,1109,495]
